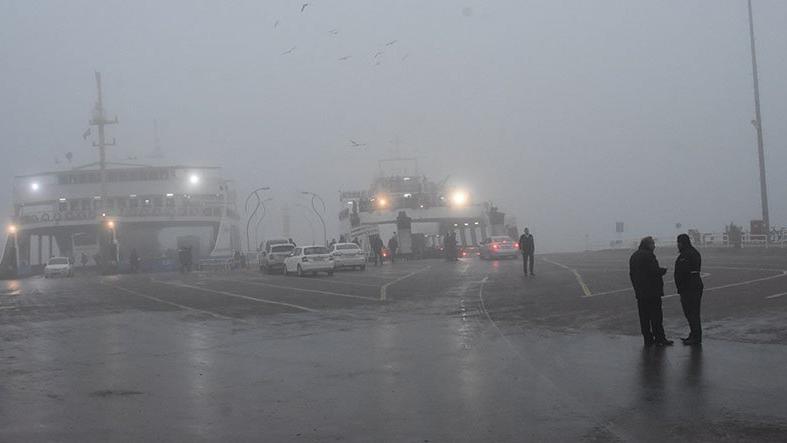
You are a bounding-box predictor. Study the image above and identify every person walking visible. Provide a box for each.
[675,234,704,345]
[519,228,535,276]
[388,234,399,264]
[629,236,673,347]
[372,235,384,266]
[129,248,140,273]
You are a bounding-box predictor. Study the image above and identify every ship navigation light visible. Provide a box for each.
[189,174,201,185]
[7,224,17,234]
[30,182,40,192]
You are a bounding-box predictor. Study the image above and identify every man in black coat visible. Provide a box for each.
[519,228,535,276]
[675,233,704,345]
[629,236,673,347]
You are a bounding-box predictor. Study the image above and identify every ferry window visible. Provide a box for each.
[58,201,68,211]
[129,198,139,208]
[165,197,175,208]
[153,197,162,207]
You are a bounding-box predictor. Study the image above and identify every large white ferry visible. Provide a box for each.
[338,158,518,257]
[1,74,240,277]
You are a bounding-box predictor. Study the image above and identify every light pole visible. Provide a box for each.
[244,186,270,252]
[301,191,327,245]
[295,204,316,244]
[254,197,274,251]
[747,0,770,239]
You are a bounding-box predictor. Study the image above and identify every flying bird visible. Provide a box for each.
[338,55,352,61]
[350,140,367,148]
[401,53,410,61]
[374,51,384,58]
[385,40,398,46]
[274,20,280,28]
[281,46,296,55]
[301,3,309,12]
[328,28,339,35]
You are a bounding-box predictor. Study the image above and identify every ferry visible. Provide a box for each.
[338,158,518,258]
[1,74,240,277]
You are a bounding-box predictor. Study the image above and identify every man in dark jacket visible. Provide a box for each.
[675,233,704,345]
[519,228,535,276]
[629,236,673,347]
[371,235,384,266]
[387,234,398,264]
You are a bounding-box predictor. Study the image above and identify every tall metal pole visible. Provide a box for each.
[90,72,118,210]
[301,191,326,245]
[244,186,270,251]
[747,0,770,238]
[254,198,273,250]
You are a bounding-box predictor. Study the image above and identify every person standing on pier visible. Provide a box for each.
[629,236,673,347]
[675,234,704,345]
[519,228,535,276]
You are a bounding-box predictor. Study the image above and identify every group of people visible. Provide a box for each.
[370,234,399,266]
[630,234,704,347]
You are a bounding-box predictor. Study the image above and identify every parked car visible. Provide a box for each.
[479,236,519,260]
[259,242,296,274]
[329,242,366,270]
[283,245,335,277]
[44,256,74,278]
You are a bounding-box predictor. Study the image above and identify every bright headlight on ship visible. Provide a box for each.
[30,182,40,192]
[377,197,388,208]
[450,190,469,207]
[189,174,200,185]
[8,224,17,234]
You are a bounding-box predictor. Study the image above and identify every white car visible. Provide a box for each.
[479,236,520,260]
[44,257,74,278]
[259,242,295,274]
[283,245,335,277]
[329,243,366,270]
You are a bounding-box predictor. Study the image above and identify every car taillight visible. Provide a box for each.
[493,244,499,250]
[514,243,519,248]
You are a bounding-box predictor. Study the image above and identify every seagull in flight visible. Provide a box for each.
[274,20,280,28]
[338,55,352,61]
[374,51,384,58]
[328,28,339,35]
[281,46,296,55]
[350,140,367,148]
[401,53,410,61]
[385,40,398,46]
[301,3,309,12]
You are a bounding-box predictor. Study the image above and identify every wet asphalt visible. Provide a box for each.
[1,250,786,442]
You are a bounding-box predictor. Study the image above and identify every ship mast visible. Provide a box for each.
[89,72,118,210]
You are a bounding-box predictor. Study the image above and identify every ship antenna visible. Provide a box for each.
[89,71,118,210]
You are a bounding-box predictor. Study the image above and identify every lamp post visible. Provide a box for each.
[244,186,270,252]
[254,197,274,251]
[747,0,770,240]
[300,191,327,246]
[295,204,316,244]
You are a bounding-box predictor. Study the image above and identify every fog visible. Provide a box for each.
[2,0,786,252]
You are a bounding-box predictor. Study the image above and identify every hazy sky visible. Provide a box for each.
[2,0,786,252]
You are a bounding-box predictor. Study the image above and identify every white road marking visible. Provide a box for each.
[105,284,240,321]
[0,305,17,310]
[541,258,592,297]
[766,292,787,299]
[222,279,378,302]
[379,266,431,301]
[663,270,787,299]
[157,281,317,313]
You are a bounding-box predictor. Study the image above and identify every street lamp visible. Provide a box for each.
[295,204,316,244]
[254,197,274,251]
[244,186,271,252]
[301,191,327,246]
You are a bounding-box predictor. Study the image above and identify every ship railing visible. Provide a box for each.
[17,206,229,225]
